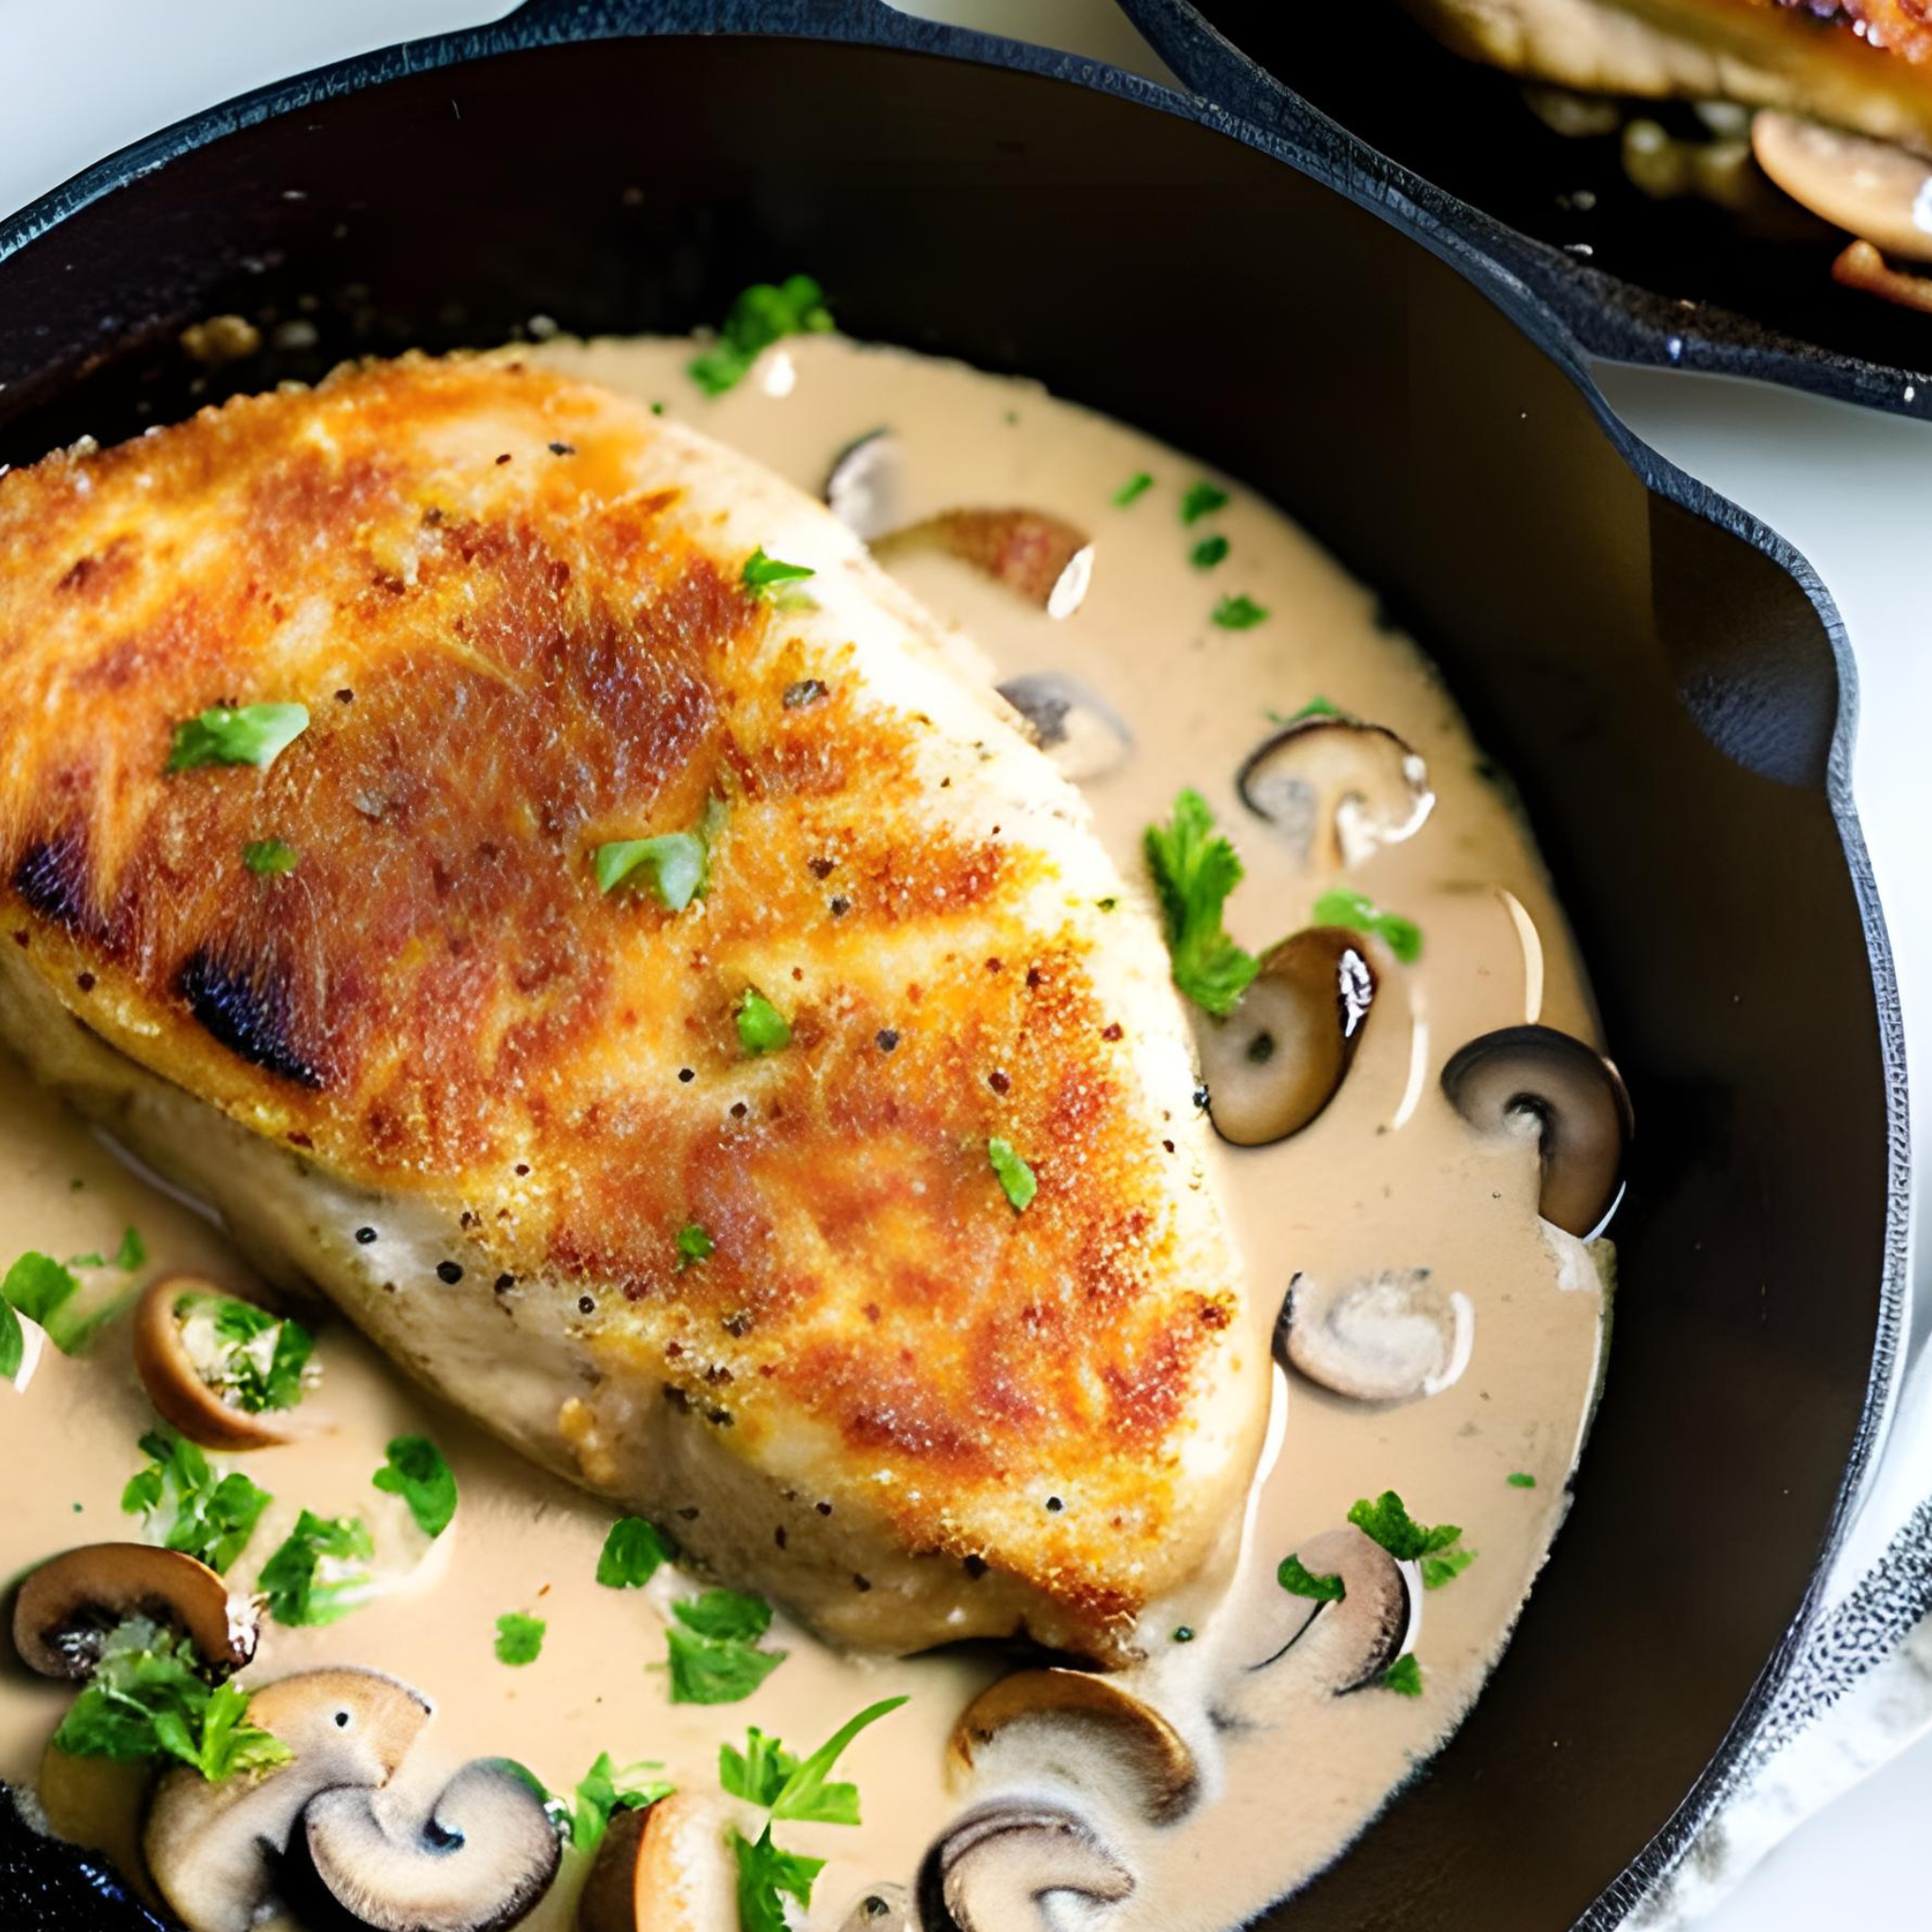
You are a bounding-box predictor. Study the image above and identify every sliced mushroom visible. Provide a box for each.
[576,1789,735,1932]
[131,1276,312,1451]
[1247,1526,1420,1699]
[1237,718,1433,868]
[823,429,904,541]
[13,1544,254,1680]
[873,508,1093,617]
[949,1668,1196,1824]
[994,672,1132,781]
[1441,1024,1633,1237]
[304,1757,560,1932]
[1199,927,1374,1147]
[834,1882,915,1932]
[1752,112,1932,265]
[917,1803,1134,1932]
[143,1667,432,1932]
[1278,1268,1474,1404]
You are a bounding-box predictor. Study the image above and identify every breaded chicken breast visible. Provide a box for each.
[0,355,1265,1663]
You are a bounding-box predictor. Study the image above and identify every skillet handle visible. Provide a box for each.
[507,0,896,36]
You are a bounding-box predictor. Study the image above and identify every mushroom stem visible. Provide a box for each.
[1278,1268,1474,1405]
[918,1803,1134,1932]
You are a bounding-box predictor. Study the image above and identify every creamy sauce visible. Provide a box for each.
[0,331,1608,1930]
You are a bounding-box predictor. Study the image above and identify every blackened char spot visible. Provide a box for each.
[177,950,324,1088]
[13,835,94,930]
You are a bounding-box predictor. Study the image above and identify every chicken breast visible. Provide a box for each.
[0,355,1265,1663]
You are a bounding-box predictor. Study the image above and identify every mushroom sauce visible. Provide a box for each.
[0,331,1613,1932]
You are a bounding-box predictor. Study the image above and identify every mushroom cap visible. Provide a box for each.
[130,1276,309,1451]
[1441,1024,1633,1237]
[1279,1267,1474,1405]
[1237,718,1434,868]
[13,1544,254,1681]
[304,1757,560,1932]
[948,1666,1197,1824]
[1248,1526,1421,1700]
[1752,111,1932,265]
[993,672,1132,782]
[1200,927,1375,1147]
[575,1789,735,1932]
[873,508,1094,617]
[918,1802,1134,1932]
[823,429,905,541]
[143,1667,432,1932]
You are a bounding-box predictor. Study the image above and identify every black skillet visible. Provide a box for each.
[1121,0,1932,418]
[0,2,1907,1926]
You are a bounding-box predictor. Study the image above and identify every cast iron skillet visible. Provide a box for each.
[1122,0,1932,419]
[0,2,1907,1927]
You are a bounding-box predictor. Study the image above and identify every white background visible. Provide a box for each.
[1,2,1925,1924]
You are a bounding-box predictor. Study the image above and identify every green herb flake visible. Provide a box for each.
[986,1137,1037,1214]
[242,839,299,876]
[1142,789,1259,1018]
[1507,1472,1539,1489]
[258,1509,375,1626]
[1112,472,1154,508]
[1191,534,1230,570]
[560,1751,675,1854]
[372,1435,458,1539]
[1346,1491,1462,1562]
[1422,1546,1477,1591]
[664,1626,788,1706]
[735,989,792,1057]
[594,831,708,909]
[596,1516,676,1590]
[1277,1553,1347,1601]
[741,547,817,599]
[190,1294,314,1414]
[1,1239,142,1354]
[1211,593,1270,631]
[121,1430,272,1574]
[689,275,834,397]
[0,1302,20,1380]
[675,1222,716,1271]
[1180,480,1230,525]
[1265,695,1343,726]
[1311,887,1424,964]
[673,1589,772,1642]
[733,1827,825,1932]
[1380,1654,1424,1697]
[494,1611,547,1666]
[166,703,309,774]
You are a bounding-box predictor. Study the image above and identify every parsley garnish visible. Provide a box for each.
[734,1830,824,1932]
[1142,789,1259,1018]
[372,1435,458,1539]
[1379,1654,1424,1696]
[1311,888,1424,964]
[258,1510,375,1625]
[166,703,309,773]
[741,548,817,599]
[1191,535,1229,570]
[1507,1472,1538,1489]
[50,1618,290,1783]
[1266,695,1343,726]
[1112,472,1154,508]
[673,1589,771,1641]
[986,1138,1037,1213]
[1212,593,1270,630]
[597,1516,675,1589]
[735,989,792,1056]
[242,839,299,876]
[662,1591,786,1705]
[1180,480,1229,525]
[595,831,708,909]
[495,1611,546,1666]
[121,1430,271,1574]
[4,1238,145,1358]
[1277,1553,1346,1602]
[689,275,834,396]
[558,1751,675,1853]
[675,1222,715,1270]
[179,1293,312,1413]
[1421,1546,1477,1591]
[1346,1491,1462,1562]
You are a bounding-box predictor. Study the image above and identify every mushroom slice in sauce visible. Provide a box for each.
[131,1275,313,1451]
[1751,112,1932,265]
[918,1802,1135,1932]
[1200,927,1375,1147]
[872,508,1094,617]
[822,429,905,541]
[994,672,1132,782]
[576,1790,735,1932]
[1236,718,1434,868]
[1441,1024,1633,1238]
[13,1544,255,1681]
[1278,1267,1474,1405]
[143,1667,432,1932]
[948,1667,1197,1824]
[1247,1526,1421,1699]
[834,1882,915,1932]
[303,1757,561,1932]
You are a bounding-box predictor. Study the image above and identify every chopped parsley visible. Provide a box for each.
[663,1590,786,1705]
[495,1612,547,1666]
[1346,1491,1462,1562]
[1277,1553,1346,1602]
[1266,695,1343,726]
[1379,1654,1424,1697]
[1142,789,1259,1018]
[1191,534,1230,570]
[258,1510,375,1626]
[4,1237,145,1359]
[166,703,309,773]
[242,838,299,876]
[735,989,792,1057]
[595,830,708,909]
[1311,887,1424,965]
[741,548,817,598]
[557,1751,675,1853]
[1180,480,1229,525]
[50,1618,289,1783]
[176,1293,312,1413]
[986,1138,1037,1214]
[1211,593,1270,630]
[675,1222,716,1270]
[1421,1546,1477,1591]
[689,275,834,396]
[597,1516,676,1590]
[372,1435,458,1539]
[1507,1472,1539,1489]
[121,1430,271,1574]
[1112,472,1154,508]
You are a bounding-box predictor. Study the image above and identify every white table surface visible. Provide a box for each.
[2,3,1926,1926]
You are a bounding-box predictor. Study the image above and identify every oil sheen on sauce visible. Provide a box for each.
[0,332,1611,1932]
